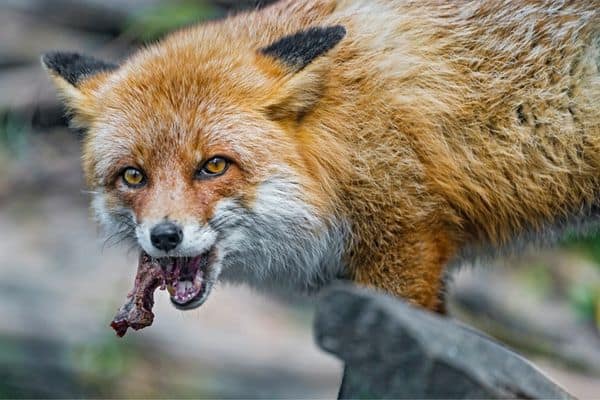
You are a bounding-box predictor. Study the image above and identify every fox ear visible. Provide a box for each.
[264,67,327,121]
[41,51,118,87]
[260,25,346,72]
[260,26,346,121]
[41,51,118,127]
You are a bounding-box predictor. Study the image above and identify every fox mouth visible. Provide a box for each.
[150,250,215,310]
[111,250,216,337]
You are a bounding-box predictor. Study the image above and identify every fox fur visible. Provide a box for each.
[43,0,600,311]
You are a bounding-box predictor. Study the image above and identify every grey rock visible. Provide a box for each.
[314,284,575,399]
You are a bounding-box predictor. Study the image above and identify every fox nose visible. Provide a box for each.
[150,222,183,252]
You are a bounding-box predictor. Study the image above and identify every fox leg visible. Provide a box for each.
[351,230,456,313]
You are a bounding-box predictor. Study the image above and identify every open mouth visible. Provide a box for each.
[110,249,216,337]
[158,253,212,309]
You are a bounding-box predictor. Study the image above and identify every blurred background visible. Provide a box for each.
[0,0,599,398]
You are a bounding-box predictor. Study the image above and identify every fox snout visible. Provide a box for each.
[135,217,218,259]
[150,221,183,252]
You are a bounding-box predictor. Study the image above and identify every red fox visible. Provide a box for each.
[43,0,600,312]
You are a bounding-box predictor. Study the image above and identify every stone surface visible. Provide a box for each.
[315,284,575,399]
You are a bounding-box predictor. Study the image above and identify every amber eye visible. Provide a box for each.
[197,157,229,178]
[121,167,146,187]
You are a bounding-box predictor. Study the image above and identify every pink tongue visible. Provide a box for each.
[165,255,208,304]
[173,278,202,304]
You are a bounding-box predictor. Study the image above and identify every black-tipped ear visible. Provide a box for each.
[260,25,346,72]
[41,51,118,87]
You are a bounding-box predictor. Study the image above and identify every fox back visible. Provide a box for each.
[44,0,600,310]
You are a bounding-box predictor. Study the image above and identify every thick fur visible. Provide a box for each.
[44,0,600,311]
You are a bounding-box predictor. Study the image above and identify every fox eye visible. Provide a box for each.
[197,157,229,178]
[121,167,146,188]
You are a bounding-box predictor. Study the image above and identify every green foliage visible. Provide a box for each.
[71,337,134,381]
[0,112,30,159]
[0,335,81,398]
[563,233,600,268]
[568,284,600,330]
[519,262,552,297]
[561,232,600,329]
[125,1,222,42]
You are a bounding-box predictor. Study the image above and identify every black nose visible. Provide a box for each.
[150,222,183,252]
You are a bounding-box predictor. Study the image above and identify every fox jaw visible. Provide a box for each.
[42,25,349,310]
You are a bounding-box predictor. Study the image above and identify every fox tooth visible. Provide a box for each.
[167,284,175,296]
[194,271,203,285]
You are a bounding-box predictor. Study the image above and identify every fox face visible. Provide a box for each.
[43,24,349,309]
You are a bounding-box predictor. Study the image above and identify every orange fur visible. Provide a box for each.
[46,0,600,310]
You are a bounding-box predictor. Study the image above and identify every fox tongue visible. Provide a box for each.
[171,274,203,304]
[175,280,196,301]
[165,255,206,305]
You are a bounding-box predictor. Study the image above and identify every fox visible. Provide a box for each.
[42,0,600,313]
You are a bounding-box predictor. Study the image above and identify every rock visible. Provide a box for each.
[314,284,574,399]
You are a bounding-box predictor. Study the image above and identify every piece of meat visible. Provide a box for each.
[110,253,164,337]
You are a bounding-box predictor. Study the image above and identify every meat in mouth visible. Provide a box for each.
[110,251,210,337]
[161,255,208,306]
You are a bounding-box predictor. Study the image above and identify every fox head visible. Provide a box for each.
[42,23,349,309]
